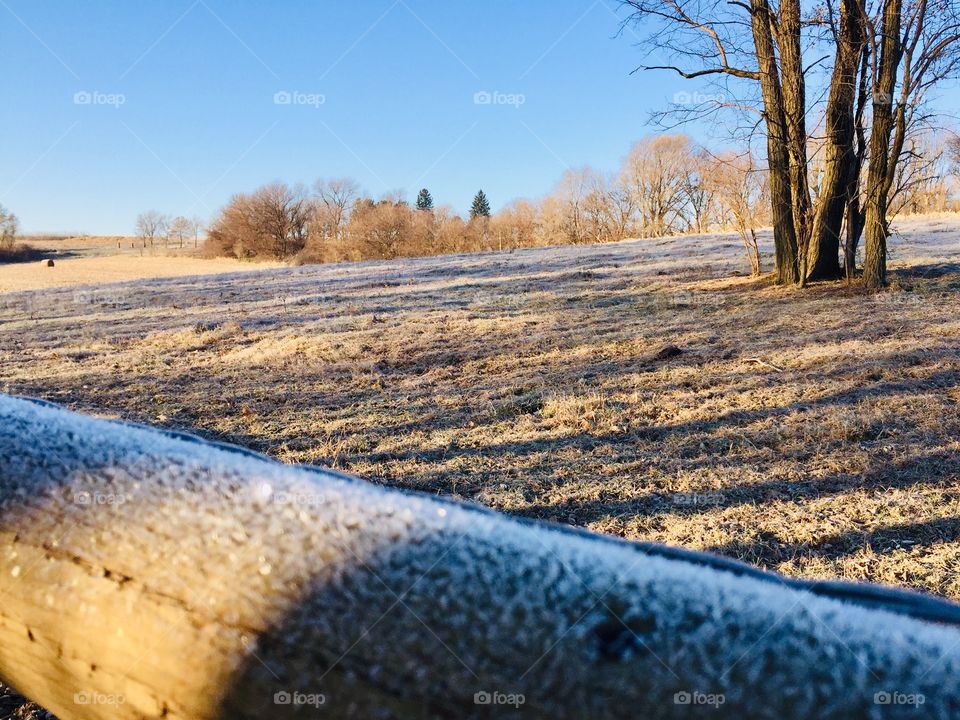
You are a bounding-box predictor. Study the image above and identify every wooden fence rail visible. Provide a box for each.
[2,394,960,718]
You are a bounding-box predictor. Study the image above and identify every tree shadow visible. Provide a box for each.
[708,516,960,567]
[516,447,960,526]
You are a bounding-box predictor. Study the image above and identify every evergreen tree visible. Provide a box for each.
[470,189,491,219]
[416,188,434,211]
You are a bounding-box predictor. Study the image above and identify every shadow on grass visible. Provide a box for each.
[0,245,50,264]
[515,447,960,525]
[708,516,960,567]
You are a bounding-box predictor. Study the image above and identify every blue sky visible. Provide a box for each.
[1,0,689,234]
[2,1,957,235]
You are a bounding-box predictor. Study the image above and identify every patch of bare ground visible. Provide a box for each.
[2,214,960,605]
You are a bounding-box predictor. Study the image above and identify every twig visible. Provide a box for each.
[743,357,785,372]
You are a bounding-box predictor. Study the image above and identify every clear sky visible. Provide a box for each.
[0,0,682,234]
[2,1,957,235]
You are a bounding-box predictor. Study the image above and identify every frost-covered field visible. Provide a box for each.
[2,213,960,605]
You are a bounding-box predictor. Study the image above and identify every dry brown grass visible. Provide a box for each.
[0,234,283,293]
[2,214,960,606]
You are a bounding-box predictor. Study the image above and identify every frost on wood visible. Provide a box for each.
[1,395,960,719]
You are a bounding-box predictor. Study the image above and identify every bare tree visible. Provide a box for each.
[602,174,637,239]
[683,148,717,234]
[951,136,960,169]
[314,178,360,241]
[430,205,469,253]
[621,134,696,237]
[750,0,803,283]
[548,168,593,244]
[807,0,866,281]
[705,151,770,275]
[492,200,541,249]
[889,132,955,214]
[347,197,413,259]
[135,210,169,248]
[206,183,309,259]
[168,216,192,249]
[843,43,874,277]
[583,170,628,242]
[0,205,18,250]
[619,0,959,288]
[617,0,802,282]
[862,0,960,287]
[189,216,205,248]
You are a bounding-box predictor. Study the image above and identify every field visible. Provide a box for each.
[0,235,282,293]
[2,214,960,606]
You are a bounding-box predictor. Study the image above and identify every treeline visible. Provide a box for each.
[202,131,957,274]
[204,181,495,264]
[202,135,778,269]
[134,212,204,249]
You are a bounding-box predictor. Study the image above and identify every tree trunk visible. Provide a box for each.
[751,0,800,285]
[863,0,903,288]
[775,0,813,283]
[743,226,762,276]
[843,44,872,277]
[5,395,960,719]
[881,38,913,216]
[808,0,864,281]
[845,196,865,276]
